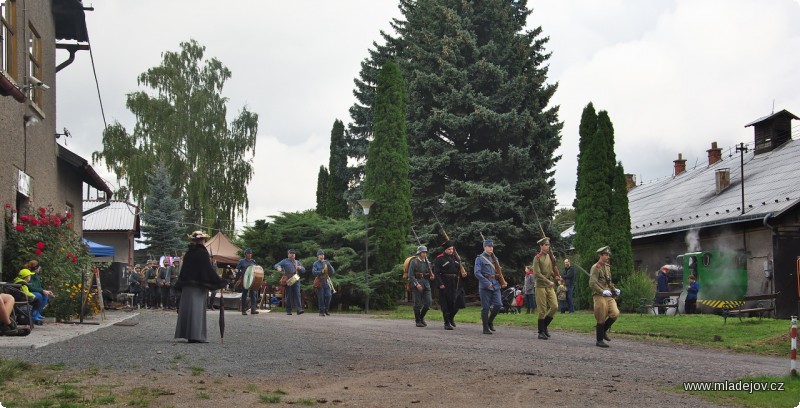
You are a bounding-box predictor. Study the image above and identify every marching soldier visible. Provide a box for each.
[474,240,505,334]
[408,246,433,327]
[433,240,462,330]
[590,246,620,348]
[312,249,336,316]
[532,237,558,340]
[236,248,259,316]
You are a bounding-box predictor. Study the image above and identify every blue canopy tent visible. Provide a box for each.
[82,238,115,257]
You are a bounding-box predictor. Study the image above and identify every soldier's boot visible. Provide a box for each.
[543,315,553,338]
[596,324,610,348]
[537,320,548,340]
[602,317,616,341]
[443,312,453,330]
[420,307,429,327]
[241,302,248,315]
[487,308,499,332]
[414,309,425,327]
[481,310,492,335]
[251,305,259,315]
[449,310,457,328]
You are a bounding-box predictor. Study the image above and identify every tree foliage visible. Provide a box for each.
[139,164,185,256]
[325,119,349,218]
[316,165,329,215]
[93,39,258,232]
[573,106,634,282]
[363,61,412,279]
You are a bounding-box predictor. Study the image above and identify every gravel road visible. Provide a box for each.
[2,308,788,407]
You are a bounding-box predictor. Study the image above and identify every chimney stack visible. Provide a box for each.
[707,141,722,165]
[624,174,637,191]
[673,153,686,176]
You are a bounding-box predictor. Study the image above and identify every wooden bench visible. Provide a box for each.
[721,293,778,324]
[639,291,683,316]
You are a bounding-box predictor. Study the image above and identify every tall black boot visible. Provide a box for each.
[603,317,616,341]
[420,307,429,327]
[251,304,259,315]
[449,310,457,328]
[537,319,548,339]
[487,308,499,332]
[443,312,453,330]
[543,316,553,338]
[414,309,424,327]
[596,324,609,347]
[481,310,492,334]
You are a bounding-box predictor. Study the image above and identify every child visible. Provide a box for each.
[685,274,700,314]
[514,289,524,314]
[556,278,568,313]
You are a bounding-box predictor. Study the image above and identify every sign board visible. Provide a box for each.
[17,169,30,197]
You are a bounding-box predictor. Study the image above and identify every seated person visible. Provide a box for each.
[13,268,41,324]
[24,260,53,325]
[0,293,19,335]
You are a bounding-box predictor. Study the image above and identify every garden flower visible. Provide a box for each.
[35,249,42,256]
[36,241,45,249]
[15,225,23,232]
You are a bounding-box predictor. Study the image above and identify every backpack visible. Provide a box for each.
[401,256,416,280]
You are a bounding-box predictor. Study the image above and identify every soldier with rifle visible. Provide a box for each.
[532,237,559,340]
[474,238,506,334]
[407,245,434,327]
[433,240,462,330]
[590,246,620,348]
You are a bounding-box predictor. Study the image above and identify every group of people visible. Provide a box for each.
[127,259,181,310]
[0,259,55,335]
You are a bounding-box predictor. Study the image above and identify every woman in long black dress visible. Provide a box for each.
[174,231,226,343]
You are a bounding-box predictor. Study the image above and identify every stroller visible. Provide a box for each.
[500,286,519,314]
[0,283,33,336]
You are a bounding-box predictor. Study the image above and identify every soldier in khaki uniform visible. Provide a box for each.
[532,237,558,340]
[589,246,620,348]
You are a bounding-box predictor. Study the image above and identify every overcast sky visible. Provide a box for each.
[56,0,800,231]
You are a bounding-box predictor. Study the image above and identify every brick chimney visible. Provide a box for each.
[707,142,722,165]
[673,153,686,176]
[624,174,637,191]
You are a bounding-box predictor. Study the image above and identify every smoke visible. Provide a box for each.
[685,229,701,252]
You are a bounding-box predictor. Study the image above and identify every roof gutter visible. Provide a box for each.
[83,200,111,217]
[762,212,775,235]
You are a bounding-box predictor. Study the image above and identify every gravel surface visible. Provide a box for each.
[1,308,788,407]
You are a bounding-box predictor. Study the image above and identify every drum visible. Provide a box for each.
[244,265,264,290]
[286,273,300,286]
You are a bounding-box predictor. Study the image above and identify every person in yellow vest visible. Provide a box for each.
[589,246,620,348]
[532,237,558,340]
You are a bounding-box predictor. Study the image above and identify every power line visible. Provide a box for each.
[86,30,107,129]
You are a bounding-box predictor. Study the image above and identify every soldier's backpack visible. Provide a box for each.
[401,256,416,292]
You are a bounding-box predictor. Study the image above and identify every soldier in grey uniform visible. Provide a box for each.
[532,237,558,340]
[590,246,620,348]
[407,245,433,327]
[474,240,503,334]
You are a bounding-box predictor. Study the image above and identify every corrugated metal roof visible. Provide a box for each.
[82,200,140,233]
[629,137,800,239]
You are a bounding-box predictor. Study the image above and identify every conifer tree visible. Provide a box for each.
[140,164,185,256]
[316,165,329,215]
[610,162,634,279]
[363,61,412,281]
[325,120,350,218]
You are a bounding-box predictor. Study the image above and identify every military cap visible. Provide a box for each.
[244,248,253,254]
[287,249,296,254]
[596,246,611,255]
[537,237,550,245]
[482,240,494,247]
[416,245,428,254]
[442,240,454,249]
[317,249,325,256]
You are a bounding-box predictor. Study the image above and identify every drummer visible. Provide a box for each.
[275,249,306,315]
[235,248,259,316]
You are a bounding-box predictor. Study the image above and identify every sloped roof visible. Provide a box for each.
[57,145,113,197]
[82,200,140,236]
[52,0,89,42]
[629,137,800,239]
[205,232,241,265]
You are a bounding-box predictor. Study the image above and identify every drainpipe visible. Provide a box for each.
[763,212,775,235]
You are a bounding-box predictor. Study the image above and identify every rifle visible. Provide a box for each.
[410,226,435,282]
[431,212,468,278]
[532,207,561,280]
[479,231,507,288]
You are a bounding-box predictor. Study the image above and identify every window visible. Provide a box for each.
[1,0,17,78]
[27,22,41,105]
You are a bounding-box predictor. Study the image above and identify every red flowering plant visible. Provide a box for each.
[4,204,97,320]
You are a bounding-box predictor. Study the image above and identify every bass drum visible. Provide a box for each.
[244,265,264,290]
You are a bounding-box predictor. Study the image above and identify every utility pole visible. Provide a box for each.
[735,142,748,215]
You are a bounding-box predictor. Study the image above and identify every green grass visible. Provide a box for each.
[259,394,281,403]
[376,306,792,355]
[190,366,205,376]
[682,375,800,408]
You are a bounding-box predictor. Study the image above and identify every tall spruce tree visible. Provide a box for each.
[325,119,350,218]
[316,165,329,215]
[140,164,185,256]
[610,162,634,278]
[363,61,412,279]
[573,102,597,207]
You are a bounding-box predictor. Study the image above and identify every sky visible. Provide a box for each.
[56,0,800,232]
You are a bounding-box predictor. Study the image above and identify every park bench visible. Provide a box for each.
[639,291,682,316]
[721,293,778,324]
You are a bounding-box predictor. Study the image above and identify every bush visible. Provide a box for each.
[616,269,656,313]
